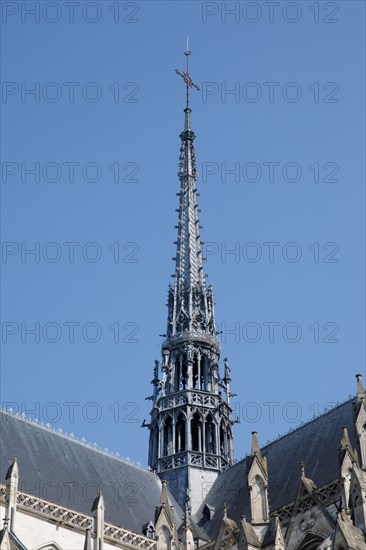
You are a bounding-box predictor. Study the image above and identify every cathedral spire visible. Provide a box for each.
[148,49,234,514]
[167,47,217,341]
[173,46,205,295]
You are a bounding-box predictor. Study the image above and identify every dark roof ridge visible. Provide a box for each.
[234,395,355,465]
[0,408,149,473]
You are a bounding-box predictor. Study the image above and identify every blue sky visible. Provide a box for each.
[1,0,365,466]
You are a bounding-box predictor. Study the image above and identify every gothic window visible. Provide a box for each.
[191,412,202,452]
[200,355,206,391]
[205,414,216,454]
[295,533,325,550]
[343,467,352,509]
[181,354,188,390]
[219,422,227,456]
[158,527,171,550]
[153,422,159,463]
[227,427,232,459]
[175,413,186,453]
[143,521,156,539]
[193,354,199,389]
[175,354,188,391]
[163,416,173,456]
[175,356,181,392]
[251,476,267,523]
[202,504,215,523]
[149,426,157,465]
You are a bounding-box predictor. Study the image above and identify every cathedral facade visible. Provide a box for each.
[1,58,366,550]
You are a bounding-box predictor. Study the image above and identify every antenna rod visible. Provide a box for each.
[175,38,200,110]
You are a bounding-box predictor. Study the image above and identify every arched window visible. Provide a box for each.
[181,354,188,389]
[219,422,225,455]
[155,423,159,461]
[175,356,181,391]
[227,426,233,461]
[295,533,325,550]
[343,467,352,509]
[143,521,156,539]
[175,354,188,391]
[251,476,267,523]
[149,421,159,464]
[191,412,202,452]
[205,414,216,454]
[158,527,171,550]
[163,416,173,456]
[193,354,199,389]
[200,355,206,390]
[175,412,186,453]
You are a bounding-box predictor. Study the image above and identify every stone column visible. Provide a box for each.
[92,491,105,550]
[5,457,18,531]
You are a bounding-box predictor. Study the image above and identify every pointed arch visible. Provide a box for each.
[191,411,203,452]
[36,543,63,550]
[163,414,173,456]
[200,353,207,390]
[192,352,199,389]
[294,532,325,550]
[175,411,186,453]
[219,420,228,457]
[226,425,233,463]
[181,353,188,390]
[343,466,352,510]
[251,475,268,523]
[158,526,171,550]
[205,413,216,454]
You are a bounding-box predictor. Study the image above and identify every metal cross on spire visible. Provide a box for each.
[175,37,200,109]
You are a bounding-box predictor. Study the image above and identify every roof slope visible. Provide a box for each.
[197,398,356,539]
[0,410,183,534]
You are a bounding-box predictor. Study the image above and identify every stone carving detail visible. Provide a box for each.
[0,485,156,550]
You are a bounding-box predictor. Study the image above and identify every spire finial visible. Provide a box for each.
[175,40,200,110]
[251,431,261,457]
[160,479,169,505]
[341,426,351,450]
[356,373,365,401]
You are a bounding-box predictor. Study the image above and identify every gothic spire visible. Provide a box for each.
[148,49,234,513]
[174,45,204,291]
[167,46,217,341]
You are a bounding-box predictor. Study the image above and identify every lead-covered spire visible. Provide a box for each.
[147,49,235,511]
[166,47,217,341]
[175,113,204,289]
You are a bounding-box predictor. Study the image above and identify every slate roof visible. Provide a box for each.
[196,398,357,539]
[0,398,358,542]
[0,410,183,535]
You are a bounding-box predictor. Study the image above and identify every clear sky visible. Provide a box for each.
[1,0,365,467]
